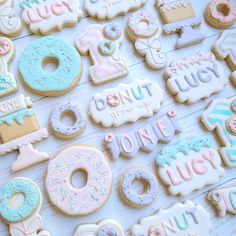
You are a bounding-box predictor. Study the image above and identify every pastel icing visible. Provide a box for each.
[45,145,112,216]
[158,0,191,12]
[19,36,82,96]
[103,23,122,40]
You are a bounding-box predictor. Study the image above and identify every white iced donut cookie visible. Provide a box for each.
[45,145,112,216]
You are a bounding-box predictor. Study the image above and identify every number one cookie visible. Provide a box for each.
[0,37,18,98]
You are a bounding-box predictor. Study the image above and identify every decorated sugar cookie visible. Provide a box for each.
[156,137,225,196]
[84,0,147,20]
[49,102,86,140]
[156,0,205,48]
[0,178,51,236]
[164,52,228,104]
[207,186,236,217]
[0,37,18,98]
[46,145,112,216]
[0,95,49,173]
[104,110,182,160]
[19,36,82,96]
[201,97,236,167]
[20,0,83,35]
[74,219,125,236]
[127,10,167,69]
[205,0,236,29]
[0,0,22,37]
[76,24,128,85]
[131,201,211,236]
[89,79,163,127]
[119,167,159,208]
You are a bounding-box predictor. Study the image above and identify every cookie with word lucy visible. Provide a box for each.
[156,137,225,196]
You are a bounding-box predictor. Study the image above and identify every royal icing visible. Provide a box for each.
[0,37,17,98]
[73,219,125,236]
[207,186,236,217]
[0,0,22,36]
[164,52,227,104]
[156,137,225,196]
[89,79,163,127]
[131,201,211,236]
[19,36,82,96]
[45,145,112,216]
[0,178,51,236]
[76,24,128,85]
[84,0,147,20]
[127,10,167,69]
[201,97,236,167]
[119,167,159,208]
[20,0,82,35]
[49,102,86,139]
[104,110,182,160]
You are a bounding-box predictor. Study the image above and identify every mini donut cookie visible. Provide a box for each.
[19,36,82,96]
[46,145,112,216]
[119,167,158,208]
[205,0,236,28]
[49,102,86,140]
[103,23,122,40]
[73,219,125,236]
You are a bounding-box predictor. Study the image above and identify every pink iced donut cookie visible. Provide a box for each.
[45,145,112,216]
[205,0,236,28]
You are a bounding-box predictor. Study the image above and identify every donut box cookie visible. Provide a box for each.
[156,137,225,196]
[0,37,18,98]
[104,110,182,160]
[74,219,125,236]
[201,97,236,167]
[0,95,49,172]
[156,0,205,48]
[205,0,236,29]
[0,0,22,37]
[0,178,51,236]
[76,23,128,85]
[127,10,167,69]
[19,36,82,96]
[84,0,147,20]
[89,79,163,127]
[164,52,228,104]
[207,185,236,217]
[131,201,211,236]
[46,145,112,216]
[20,0,83,35]
[49,102,87,140]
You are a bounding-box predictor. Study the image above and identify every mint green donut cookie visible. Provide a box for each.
[19,36,82,96]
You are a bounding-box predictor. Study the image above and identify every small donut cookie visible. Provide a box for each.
[103,23,122,40]
[205,0,236,28]
[19,36,82,96]
[119,167,158,208]
[49,102,87,140]
[46,145,113,216]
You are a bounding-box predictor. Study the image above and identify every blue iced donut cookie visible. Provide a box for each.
[0,178,40,223]
[19,36,82,96]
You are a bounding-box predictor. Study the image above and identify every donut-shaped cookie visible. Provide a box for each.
[0,178,40,223]
[49,102,87,140]
[226,116,236,135]
[103,23,122,40]
[119,167,158,208]
[46,145,112,216]
[19,36,82,96]
[205,0,236,28]
[98,40,116,56]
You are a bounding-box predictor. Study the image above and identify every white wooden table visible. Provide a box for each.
[0,0,236,235]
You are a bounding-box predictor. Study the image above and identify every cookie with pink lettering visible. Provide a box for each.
[205,0,236,29]
[104,110,182,160]
[20,0,83,35]
[164,52,228,104]
[89,79,163,127]
[76,23,128,85]
[155,137,225,196]
[73,219,125,236]
[207,185,236,217]
[131,201,211,236]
